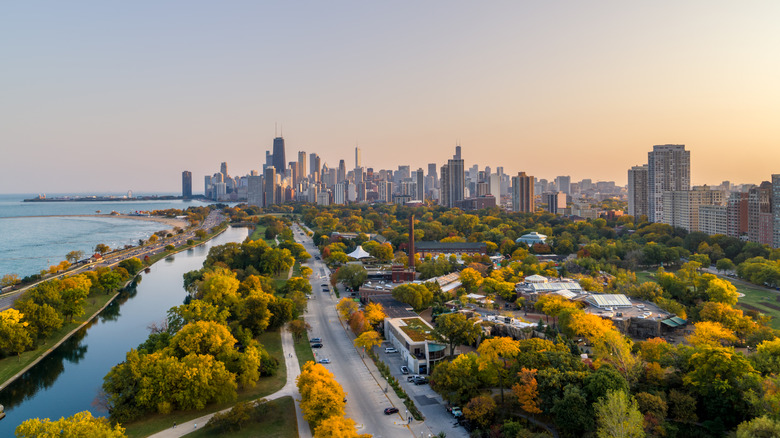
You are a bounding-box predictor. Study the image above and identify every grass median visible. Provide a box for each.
[185,396,297,438]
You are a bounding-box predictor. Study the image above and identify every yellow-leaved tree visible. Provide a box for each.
[16,411,126,437]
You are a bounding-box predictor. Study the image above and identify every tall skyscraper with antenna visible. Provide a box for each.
[355,146,362,168]
[272,135,286,175]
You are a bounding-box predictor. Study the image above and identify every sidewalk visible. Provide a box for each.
[147,326,311,438]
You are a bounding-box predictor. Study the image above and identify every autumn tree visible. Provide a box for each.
[335,264,368,290]
[16,411,126,437]
[512,367,542,415]
[16,300,63,339]
[687,321,737,347]
[433,312,481,358]
[65,250,85,263]
[1,273,20,288]
[459,267,484,293]
[289,319,312,343]
[594,390,645,438]
[336,297,359,320]
[348,311,369,335]
[354,330,382,352]
[297,361,347,427]
[430,352,485,406]
[391,283,433,311]
[58,275,91,322]
[478,336,520,404]
[736,416,780,438]
[704,277,739,305]
[314,416,372,438]
[463,395,496,429]
[95,243,111,255]
[0,308,33,360]
[364,302,387,327]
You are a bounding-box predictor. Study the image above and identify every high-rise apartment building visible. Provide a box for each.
[727,192,750,238]
[555,176,571,195]
[416,168,425,201]
[264,167,276,207]
[247,175,263,207]
[627,165,649,219]
[272,137,286,174]
[773,175,780,249]
[181,171,192,198]
[309,153,319,181]
[661,186,724,232]
[648,144,690,223]
[699,205,728,236]
[355,146,361,168]
[748,181,773,245]
[512,172,535,213]
[546,192,566,214]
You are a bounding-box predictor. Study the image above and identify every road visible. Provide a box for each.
[0,210,225,311]
[292,223,414,438]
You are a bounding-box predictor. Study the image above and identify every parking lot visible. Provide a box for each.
[377,344,470,438]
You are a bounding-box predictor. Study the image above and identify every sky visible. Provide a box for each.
[2,1,780,194]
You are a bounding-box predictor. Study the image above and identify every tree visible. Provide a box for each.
[463,395,496,429]
[430,352,485,406]
[552,385,594,437]
[478,336,520,404]
[16,300,63,339]
[594,390,645,438]
[117,257,144,275]
[95,243,111,255]
[512,367,542,415]
[364,302,386,327]
[736,416,780,438]
[297,362,346,427]
[433,312,481,358]
[391,283,433,311]
[16,410,126,437]
[313,416,372,438]
[336,297,359,320]
[289,319,312,343]
[716,258,736,273]
[59,275,91,322]
[704,277,739,305]
[687,321,737,347]
[354,330,382,352]
[459,267,484,293]
[0,308,33,361]
[167,320,236,358]
[1,273,20,288]
[335,264,368,290]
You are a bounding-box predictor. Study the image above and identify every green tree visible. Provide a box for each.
[391,283,433,311]
[59,275,91,322]
[594,390,645,438]
[434,312,481,358]
[65,250,85,263]
[335,264,368,290]
[736,416,780,438]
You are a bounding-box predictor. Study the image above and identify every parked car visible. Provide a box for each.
[310,338,322,343]
[384,407,399,415]
[318,358,331,364]
[408,375,420,382]
[385,347,398,353]
[400,366,409,375]
[447,406,463,417]
[311,343,323,348]
[413,376,428,385]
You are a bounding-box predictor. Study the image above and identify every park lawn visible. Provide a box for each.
[123,329,287,438]
[186,396,298,438]
[293,329,316,371]
[0,291,118,386]
[633,269,780,330]
[635,271,656,284]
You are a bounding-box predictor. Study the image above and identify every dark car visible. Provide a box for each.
[413,376,428,385]
[311,343,323,348]
[384,407,399,415]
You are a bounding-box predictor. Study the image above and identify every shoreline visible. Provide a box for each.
[0,214,189,229]
[0,224,231,394]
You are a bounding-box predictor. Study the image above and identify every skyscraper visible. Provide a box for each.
[272,136,286,175]
[181,171,192,198]
[627,165,649,218]
[337,160,346,183]
[416,168,425,201]
[297,151,307,183]
[648,144,690,223]
[512,172,535,213]
[355,146,362,168]
[310,153,320,182]
[220,162,228,179]
[555,176,571,195]
[439,148,464,208]
[264,167,276,207]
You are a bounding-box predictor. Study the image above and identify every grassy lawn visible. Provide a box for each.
[635,271,656,284]
[633,270,780,329]
[246,224,268,242]
[293,328,316,371]
[186,396,297,438]
[123,329,287,438]
[0,291,117,386]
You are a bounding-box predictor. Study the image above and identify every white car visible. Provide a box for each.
[385,347,398,353]
[318,358,331,364]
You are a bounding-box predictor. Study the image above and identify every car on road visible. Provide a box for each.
[400,366,409,374]
[310,338,322,343]
[311,343,323,348]
[315,255,321,260]
[384,347,398,353]
[318,358,331,364]
[384,407,399,415]
[447,406,463,417]
[407,374,421,382]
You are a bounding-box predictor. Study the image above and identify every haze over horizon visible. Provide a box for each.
[2,1,779,194]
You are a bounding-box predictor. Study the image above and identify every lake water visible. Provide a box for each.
[0,226,249,435]
[0,194,208,279]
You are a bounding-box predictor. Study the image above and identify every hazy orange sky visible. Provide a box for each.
[2,1,779,193]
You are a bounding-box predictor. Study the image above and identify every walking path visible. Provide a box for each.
[147,326,311,438]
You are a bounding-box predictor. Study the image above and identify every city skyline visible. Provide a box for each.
[3,2,780,193]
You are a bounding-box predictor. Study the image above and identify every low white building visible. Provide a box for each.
[515,231,547,246]
[384,317,447,375]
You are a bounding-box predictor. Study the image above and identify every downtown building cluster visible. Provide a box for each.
[627,144,780,249]
[182,135,623,215]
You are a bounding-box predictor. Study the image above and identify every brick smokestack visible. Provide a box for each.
[408,214,415,269]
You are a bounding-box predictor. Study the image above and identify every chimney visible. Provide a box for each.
[408,214,415,269]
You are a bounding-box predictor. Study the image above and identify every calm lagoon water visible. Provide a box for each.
[0,226,248,435]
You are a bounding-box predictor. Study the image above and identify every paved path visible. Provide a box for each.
[147,326,311,438]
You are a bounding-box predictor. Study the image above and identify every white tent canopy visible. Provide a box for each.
[347,245,371,259]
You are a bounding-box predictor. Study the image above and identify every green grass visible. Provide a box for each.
[186,396,298,438]
[633,270,780,330]
[122,329,287,438]
[635,271,656,284]
[293,329,316,372]
[0,291,118,386]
